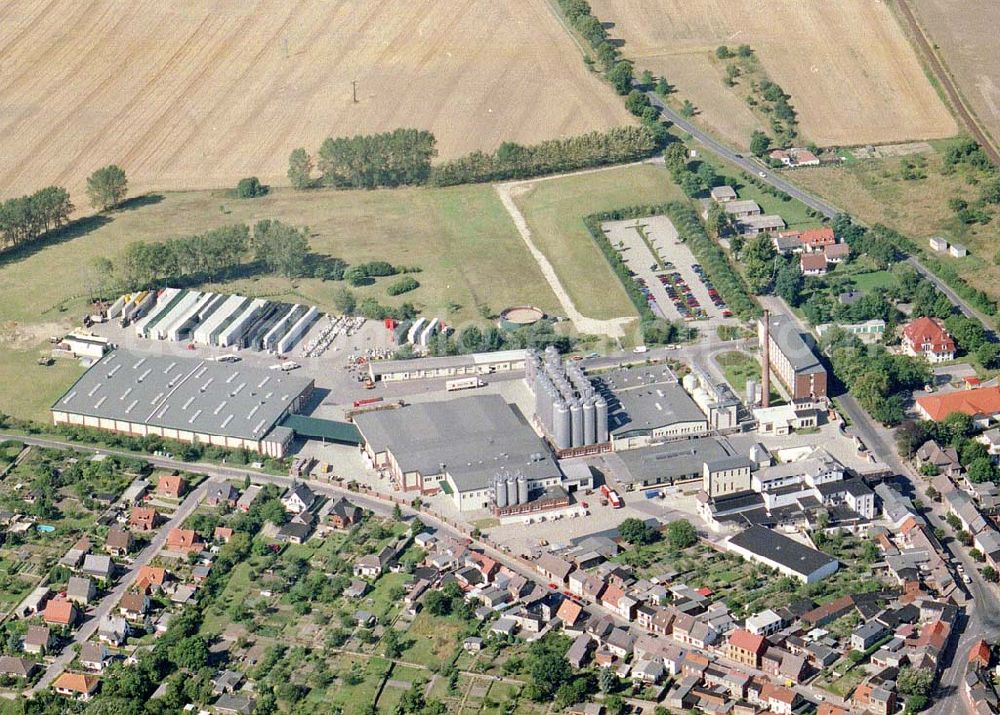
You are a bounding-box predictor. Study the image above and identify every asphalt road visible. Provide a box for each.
[646,92,840,219]
[30,475,219,693]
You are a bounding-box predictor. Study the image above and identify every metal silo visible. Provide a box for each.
[746,379,757,407]
[554,400,571,450]
[583,398,596,445]
[494,476,508,508]
[506,476,518,506]
[570,400,583,448]
[517,475,528,504]
[596,396,609,443]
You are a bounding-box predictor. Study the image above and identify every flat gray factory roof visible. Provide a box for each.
[353,394,559,492]
[53,349,313,441]
[602,375,707,437]
[614,437,737,485]
[764,314,826,376]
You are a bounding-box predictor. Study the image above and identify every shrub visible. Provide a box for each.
[387,276,419,296]
[235,176,267,198]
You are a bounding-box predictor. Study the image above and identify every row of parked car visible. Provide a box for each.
[692,264,732,318]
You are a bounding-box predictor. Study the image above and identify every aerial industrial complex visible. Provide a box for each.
[52,349,314,457]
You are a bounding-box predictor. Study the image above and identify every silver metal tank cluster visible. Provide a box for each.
[493,466,530,508]
[525,348,608,451]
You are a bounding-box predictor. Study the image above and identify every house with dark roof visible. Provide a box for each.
[24,625,51,655]
[726,525,838,583]
[66,576,97,606]
[104,526,133,557]
[206,483,240,508]
[0,656,37,679]
[281,483,316,513]
[328,497,363,529]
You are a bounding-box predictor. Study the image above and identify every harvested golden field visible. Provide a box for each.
[589,0,957,148]
[907,0,1000,149]
[0,0,632,201]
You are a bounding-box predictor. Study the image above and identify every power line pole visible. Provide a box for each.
[352,80,358,103]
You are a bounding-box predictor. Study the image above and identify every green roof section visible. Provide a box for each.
[281,415,362,445]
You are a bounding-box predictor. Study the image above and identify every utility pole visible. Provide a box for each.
[352,80,358,103]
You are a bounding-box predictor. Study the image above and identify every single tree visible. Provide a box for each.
[666,519,698,549]
[749,130,771,157]
[87,164,128,210]
[288,148,314,189]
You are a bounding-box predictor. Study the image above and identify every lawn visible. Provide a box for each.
[791,144,1000,301]
[401,611,465,669]
[0,347,85,423]
[512,163,685,321]
[715,350,783,405]
[849,270,899,293]
[0,182,569,422]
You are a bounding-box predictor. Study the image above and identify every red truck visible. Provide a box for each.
[353,396,384,408]
[600,484,623,509]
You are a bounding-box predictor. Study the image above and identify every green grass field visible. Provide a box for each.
[512,163,684,320]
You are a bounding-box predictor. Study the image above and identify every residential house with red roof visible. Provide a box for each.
[53,672,100,701]
[129,506,159,532]
[726,628,768,668]
[903,317,956,363]
[916,385,1000,424]
[165,528,200,553]
[43,599,77,628]
[156,475,186,499]
[798,227,836,251]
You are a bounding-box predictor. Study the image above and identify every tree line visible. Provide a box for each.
[95,220,320,293]
[0,185,73,251]
[289,125,661,191]
[430,127,658,186]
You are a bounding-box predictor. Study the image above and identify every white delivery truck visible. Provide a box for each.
[446,377,485,391]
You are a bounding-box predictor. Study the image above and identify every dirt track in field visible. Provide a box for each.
[588,0,957,149]
[0,0,633,201]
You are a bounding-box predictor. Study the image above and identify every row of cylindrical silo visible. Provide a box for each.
[526,349,609,450]
[492,471,529,509]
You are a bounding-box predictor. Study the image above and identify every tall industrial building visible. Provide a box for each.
[526,347,608,451]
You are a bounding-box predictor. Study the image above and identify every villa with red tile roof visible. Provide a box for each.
[902,317,956,363]
[129,506,159,532]
[43,599,77,628]
[53,672,99,700]
[969,639,992,669]
[916,385,1000,423]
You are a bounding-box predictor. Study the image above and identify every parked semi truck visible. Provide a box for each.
[445,377,485,392]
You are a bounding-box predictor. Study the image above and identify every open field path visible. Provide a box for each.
[495,163,648,338]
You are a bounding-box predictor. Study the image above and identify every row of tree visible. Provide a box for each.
[430,127,659,186]
[95,220,315,293]
[287,129,437,190]
[0,185,73,251]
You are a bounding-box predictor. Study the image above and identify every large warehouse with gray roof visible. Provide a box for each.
[52,349,313,457]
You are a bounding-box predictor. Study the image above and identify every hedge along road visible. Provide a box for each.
[495,163,647,339]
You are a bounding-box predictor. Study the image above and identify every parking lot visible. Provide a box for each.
[603,216,737,332]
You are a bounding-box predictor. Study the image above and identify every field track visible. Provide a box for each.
[897,0,1000,164]
[0,0,632,201]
